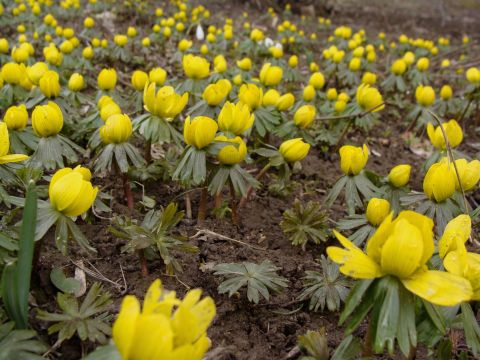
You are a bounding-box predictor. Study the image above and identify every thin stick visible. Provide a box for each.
[191,229,267,251]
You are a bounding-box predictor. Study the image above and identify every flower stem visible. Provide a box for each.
[144,140,152,163]
[238,163,272,209]
[197,187,208,225]
[121,172,134,211]
[214,192,223,209]
[229,180,239,225]
[363,318,373,356]
[137,249,148,277]
[184,192,192,219]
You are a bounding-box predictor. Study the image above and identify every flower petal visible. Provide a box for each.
[112,295,140,358]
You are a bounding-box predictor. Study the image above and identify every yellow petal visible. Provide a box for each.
[49,172,83,213]
[129,313,174,359]
[401,270,472,306]
[112,295,140,359]
[438,214,471,259]
[396,211,434,265]
[0,122,10,157]
[0,154,29,164]
[366,212,394,263]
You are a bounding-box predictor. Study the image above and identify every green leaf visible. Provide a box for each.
[422,299,446,334]
[0,322,47,360]
[461,302,480,357]
[82,345,122,360]
[325,176,348,208]
[330,335,362,360]
[340,279,373,325]
[50,268,82,294]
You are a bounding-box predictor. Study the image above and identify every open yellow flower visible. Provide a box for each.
[49,166,98,217]
[356,84,384,112]
[217,101,254,135]
[112,279,216,360]
[183,116,218,149]
[423,162,456,202]
[339,144,369,175]
[0,123,29,164]
[259,63,283,87]
[279,138,310,163]
[426,119,463,149]
[182,54,210,79]
[143,83,189,120]
[327,211,472,306]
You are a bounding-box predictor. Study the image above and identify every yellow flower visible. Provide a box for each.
[423,162,456,202]
[440,157,480,191]
[0,123,29,164]
[131,70,149,92]
[440,85,453,100]
[183,116,218,149]
[416,57,429,71]
[84,17,94,28]
[288,55,298,68]
[328,211,472,306]
[12,46,29,63]
[366,198,390,226]
[32,102,63,137]
[356,84,384,112]
[114,35,128,47]
[250,28,264,41]
[213,55,227,73]
[217,102,254,135]
[100,102,122,122]
[262,89,280,107]
[49,166,98,217]
[339,144,369,175]
[276,93,295,111]
[390,59,407,75]
[39,70,61,98]
[27,62,48,85]
[100,114,133,144]
[68,73,84,92]
[112,279,216,360]
[303,85,315,101]
[216,135,247,165]
[293,105,316,129]
[202,79,231,106]
[127,27,137,37]
[2,62,22,84]
[335,100,347,113]
[259,63,283,87]
[143,83,188,119]
[182,54,210,79]
[279,138,310,163]
[97,68,117,91]
[466,67,480,84]
[348,58,361,72]
[426,119,463,149]
[238,84,263,110]
[326,88,338,101]
[388,164,411,187]
[3,104,28,131]
[403,51,415,65]
[440,215,480,300]
[415,85,435,107]
[236,57,252,71]
[82,46,94,59]
[149,67,167,86]
[178,39,192,52]
[308,72,325,89]
[361,72,377,85]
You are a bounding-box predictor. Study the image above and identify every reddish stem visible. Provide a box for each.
[197,187,208,226]
[184,192,192,219]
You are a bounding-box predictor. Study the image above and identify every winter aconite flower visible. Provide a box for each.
[279,138,310,163]
[216,136,247,165]
[439,157,480,191]
[183,116,218,149]
[183,54,210,79]
[68,73,84,92]
[131,70,149,92]
[202,79,231,106]
[356,84,384,112]
[97,68,117,91]
[366,198,390,226]
[0,123,29,164]
[388,164,411,188]
[49,166,98,217]
[426,119,463,150]
[217,102,254,135]
[112,279,216,360]
[328,211,472,306]
[308,72,325,89]
[238,84,263,110]
[259,63,283,87]
[100,114,133,144]
[32,102,63,137]
[143,83,189,119]
[415,85,435,107]
[3,104,28,131]
[391,59,407,75]
[339,144,369,175]
[293,105,316,129]
[39,70,61,98]
[423,162,456,202]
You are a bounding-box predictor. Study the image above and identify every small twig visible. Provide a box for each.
[192,229,267,251]
[69,258,126,293]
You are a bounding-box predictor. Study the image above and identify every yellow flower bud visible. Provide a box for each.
[440,85,453,100]
[279,138,310,163]
[131,70,149,92]
[416,57,429,71]
[403,51,415,65]
[216,135,247,165]
[426,119,463,150]
[349,57,361,72]
[276,93,295,111]
[356,84,384,112]
[327,88,338,101]
[308,72,325,89]
[214,55,227,73]
[0,38,9,54]
[202,79,231,106]
[250,28,264,42]
[149,67,167,86]
[362,72,377,85]
[259,63,283,87]
[12,46,29,63]
[415,85,435,107]
[450,158,480,191]
[127,27,137,37]
[236,57,252,71]
[178,39,192,52]
[183,116,218,149]
[82,46,94,59]
[98,68,117,91]
[3,104,28,131]
[366,198,390,226]
[303,85,316,101]
[142,37,151,47]
[294,105,316,129]
[335,100,347,113]
[1,62,22,84]
[238,83,263,110]
[59,40,74,54]
[84,17,94,28]
[32,101,63,137]
[388,164,411,187]
[233,74,242,86]
[100,114,133,144]
[100,102,122,122]
[288,55,298,68]
[39,70,61,98]
[339,144,369,175]
[423,162,456,202]
[0,122,29,164]
[466,67,480,84]
[68,73,84,92]
[114,35,128,47]
[218,101,254,135]
[49,167,98,217]
[27,62,48,85]
[182,54,210,79]
[143,83,188,119]
[262,89,280,107]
